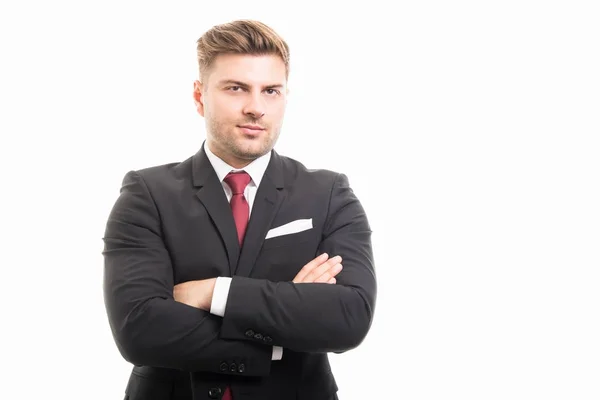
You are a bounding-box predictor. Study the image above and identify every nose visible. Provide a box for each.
[243,93,266,119]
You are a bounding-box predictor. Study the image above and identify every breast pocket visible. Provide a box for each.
[261,227,315,250]
[254,227,320,281]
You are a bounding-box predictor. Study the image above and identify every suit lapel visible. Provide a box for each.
[236,151,286,277]
[192,146,240,276]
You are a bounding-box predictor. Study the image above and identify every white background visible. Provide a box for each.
[1,1,599,399]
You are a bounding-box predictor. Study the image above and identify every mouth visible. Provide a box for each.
[237,124,265,135]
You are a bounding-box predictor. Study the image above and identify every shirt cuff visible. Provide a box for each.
[209,277,232,317]
[272,346,283,360]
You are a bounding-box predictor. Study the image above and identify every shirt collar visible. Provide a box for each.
[204,142,271,188]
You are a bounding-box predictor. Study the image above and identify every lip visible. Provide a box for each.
[237,125,265,136]
[238,124,265,130]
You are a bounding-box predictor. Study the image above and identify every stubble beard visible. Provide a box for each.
[207,117,281,163]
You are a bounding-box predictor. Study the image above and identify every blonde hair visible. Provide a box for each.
[196,19,290,82]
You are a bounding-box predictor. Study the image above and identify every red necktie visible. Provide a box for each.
[224,171,252,245]
[221,171,251,400]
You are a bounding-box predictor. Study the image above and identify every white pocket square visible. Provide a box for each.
[265,218,313,239]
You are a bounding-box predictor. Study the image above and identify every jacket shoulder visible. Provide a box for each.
[128,155,193,182]
[277,153,341,185]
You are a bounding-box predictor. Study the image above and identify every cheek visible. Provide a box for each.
[213,98,242,119]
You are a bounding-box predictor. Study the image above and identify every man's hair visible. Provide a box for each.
[196,19,290,82]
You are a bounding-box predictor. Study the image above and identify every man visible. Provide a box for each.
[103,19,376,400]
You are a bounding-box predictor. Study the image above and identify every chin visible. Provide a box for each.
[237,143,270,158]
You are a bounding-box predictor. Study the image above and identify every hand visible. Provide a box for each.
[173,278,217,311]
[293,253,343,284]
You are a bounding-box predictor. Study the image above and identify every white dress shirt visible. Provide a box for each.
[204,143,283,361]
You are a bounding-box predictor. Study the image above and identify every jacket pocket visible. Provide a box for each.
[261,227,315,250]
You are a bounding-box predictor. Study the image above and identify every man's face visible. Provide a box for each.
[193,54,288,168]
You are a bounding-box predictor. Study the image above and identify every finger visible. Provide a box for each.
[305,256,342,282]
[313,263,343,283]
[313,263,342,283]
[327,277,336,284]
[293,253,327,282]
[293,253,328,283]
[307,256,342,282]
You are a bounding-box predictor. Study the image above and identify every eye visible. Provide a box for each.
[265,88,280,96]
[228,86,244,92]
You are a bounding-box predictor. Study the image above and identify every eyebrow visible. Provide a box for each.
[218,80,284,89]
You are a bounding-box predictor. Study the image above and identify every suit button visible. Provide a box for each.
[263,336,272,343]
[208,387,222,398]
[230,363,237,372]
[245,329,254,337]
[238,363,245,373]
[254,333,263,340]
[219,362,228,372]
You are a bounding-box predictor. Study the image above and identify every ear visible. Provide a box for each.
[193,80,205,117]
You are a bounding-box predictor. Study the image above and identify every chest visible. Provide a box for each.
[163,192,326,284]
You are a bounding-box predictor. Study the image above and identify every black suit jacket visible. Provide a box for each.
[103,144,377,400]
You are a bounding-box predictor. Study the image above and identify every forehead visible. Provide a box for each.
[207,54,287,86]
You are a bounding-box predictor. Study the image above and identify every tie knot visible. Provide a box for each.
[224,171,251,195]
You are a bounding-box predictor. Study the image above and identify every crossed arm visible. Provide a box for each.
[103,171,376,377]
[173,253,343,311]
[173,253,343,361]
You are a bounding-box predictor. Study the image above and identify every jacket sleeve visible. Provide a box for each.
[219,173,377,353]
[102,171,272,376]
